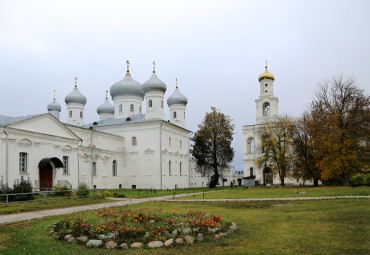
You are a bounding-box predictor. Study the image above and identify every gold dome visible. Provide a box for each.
[258,64,275,82]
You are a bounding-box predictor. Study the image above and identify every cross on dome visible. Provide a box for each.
[74,76,78,88]
[176,78,178,89]
[153,61,156,73]
[105,90,108,100]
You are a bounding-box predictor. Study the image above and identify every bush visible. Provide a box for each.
[101,190,111,198]
[365,175,370,186]
[350,174,365,187]
[12,179,34,201]
[0,177,13,202]
[52,185,72,197]
[77,184,89,197]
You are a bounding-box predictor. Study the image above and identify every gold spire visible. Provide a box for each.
[105,90,108,101]
[176,78,178,89]
[265,60,268,72]
[74,76,78,89]
[53,89,56,100]
[126,60,130,76]
[153,61,156,73]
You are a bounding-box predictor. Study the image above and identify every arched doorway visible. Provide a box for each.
[38,157,63,190]
[237,178,242,186]
[263,167,273,185]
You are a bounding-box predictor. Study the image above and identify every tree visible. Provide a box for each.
[257,115,293,186]
[191,107,235,188]
[290,112,321,186]
[311,76,370,185]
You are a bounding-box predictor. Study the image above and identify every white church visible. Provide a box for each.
[0,61,235,190]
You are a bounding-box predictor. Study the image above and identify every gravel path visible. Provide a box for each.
[0,194,368,224]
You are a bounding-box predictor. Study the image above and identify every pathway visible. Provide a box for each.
[0,194,368,224]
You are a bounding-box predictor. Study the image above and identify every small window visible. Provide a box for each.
[139,106,142,113]
[132,136,137,146]
[112,160,117,176]
[180,162,182,176]
[263,102,270,116]
[93,162,97,176]
[180,140,182,149]
[69,111,72,117]
[80,111,83,118]
[161,100,163,108]
[169,137,171,146]
[250,167,254,176]
[173,111,177,118]
[265,83,268,87]
[130,104,134,112]
[169,160,172,176]
[149,100,153,107]
[119,104,122,113]
[63,156,69,174]
[19,152,27,173]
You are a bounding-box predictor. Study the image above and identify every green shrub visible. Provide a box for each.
[0,177,13,202]
[77,184,89,197]
[365,175,370,186]
[12,179,34,201]
[52,185,72,197]
[101,190,111,197]
[116,193,125,198]
[350,174,365,187]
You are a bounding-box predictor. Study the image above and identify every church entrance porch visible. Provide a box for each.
[38,157,63,190]
[263,167,273,186]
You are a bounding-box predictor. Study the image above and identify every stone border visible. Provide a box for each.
[49,222,238,249]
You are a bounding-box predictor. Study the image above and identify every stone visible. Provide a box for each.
[52,224,57,228]
[76,236,88,244]
[119,243,128,249]
[215,234,220,239]
[86,239,103,247]
[131,242,143,248]
[184,235,195,244]
[299,192,307,195]
[148,240,164,248]
[49,229,55,235]
[67,237,76,244]
[204,235,213,240]
[164,239,173,247]
[54,235,61,241]
[175,238,184,244]
[219,232,227,237]
[105,240,117,249]
[197,233,204,242]
[64,234,73,241]
[227,229,235,235]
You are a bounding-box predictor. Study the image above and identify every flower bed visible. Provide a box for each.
[50,208,237,249]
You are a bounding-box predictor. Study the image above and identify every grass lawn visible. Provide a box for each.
[0,199,368,254]
[0,196,109,215]
[178,186,370,199]
[108,186,236,198]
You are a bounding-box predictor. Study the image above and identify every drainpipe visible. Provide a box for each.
[90,128,94,189]
[159,122,163,189]
[77,139,82,187]
[2,127,8,186]
[188,131,193,188]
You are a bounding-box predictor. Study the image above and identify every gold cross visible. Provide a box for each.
[74,76,78,88]
[126,60,130,72]
[153,61,156,73]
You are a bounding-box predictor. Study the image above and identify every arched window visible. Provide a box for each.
[139,106,142,113]
[80,111,83,118]
[247,137,255,154]
[69,111,72,117]
[112,160,117,176]
[180,162,182,176]
[149,100,153,107]
[173,111,177,118]
[132,136,137,146]
[250,167,253,176]
[169,160,172,176]
[263,102,270,116]
[119,104,122,113]
[93,162,97,175]
[130,104,134,112]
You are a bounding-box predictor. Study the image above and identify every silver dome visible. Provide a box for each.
[167,87,188,106]
[110,73,144,98]
[142,72,167,93]
[47,99,61,111]
[65,88,87,105]
[97,99,114,114]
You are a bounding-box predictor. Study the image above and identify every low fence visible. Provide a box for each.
[0,189,101,207]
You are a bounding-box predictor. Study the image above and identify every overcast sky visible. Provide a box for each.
[0,0,369,171]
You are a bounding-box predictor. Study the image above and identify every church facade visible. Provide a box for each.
[0,62,205,190]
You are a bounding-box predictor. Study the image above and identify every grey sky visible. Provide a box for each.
[0,0,369,171]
